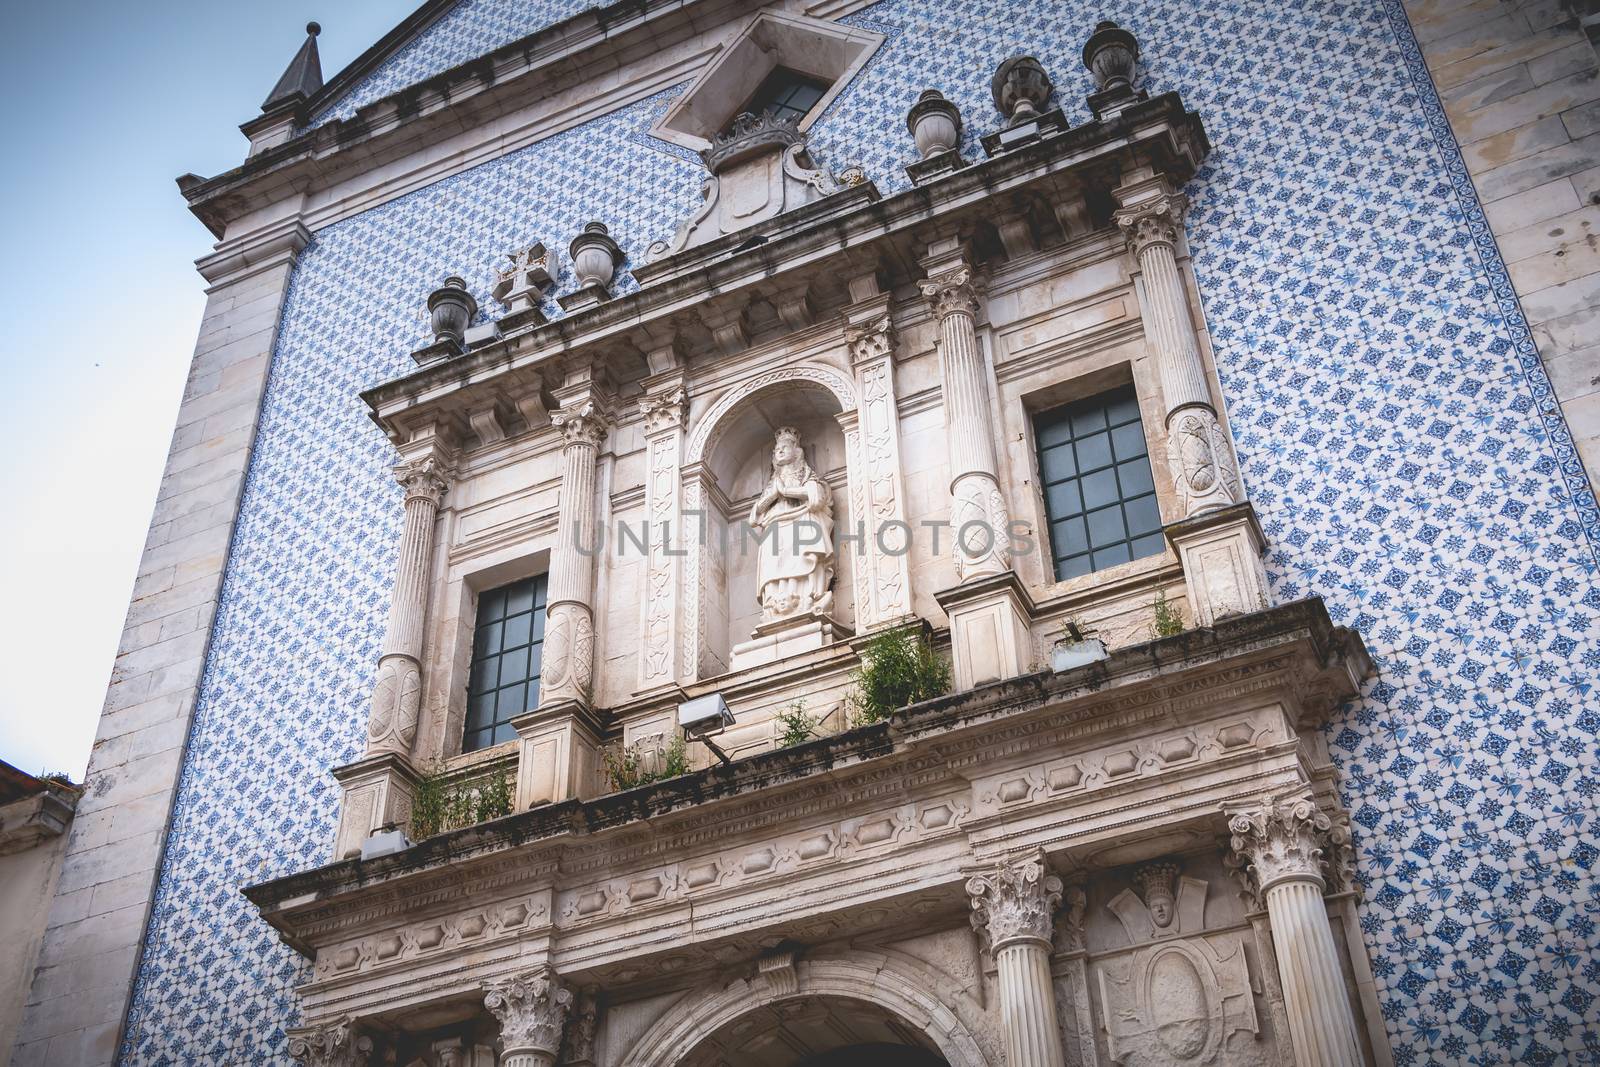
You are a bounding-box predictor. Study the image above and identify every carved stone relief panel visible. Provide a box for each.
[1082,853,1283,1067]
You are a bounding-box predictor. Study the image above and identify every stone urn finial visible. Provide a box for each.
[569,222,623,293]
[907,89,963,160]
[991,55,1052,124]
[426,276,476,347]
[1083,20,1140,93]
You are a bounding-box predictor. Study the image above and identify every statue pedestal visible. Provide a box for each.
[729,612,849,671]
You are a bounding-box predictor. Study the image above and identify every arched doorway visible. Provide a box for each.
[680,996,951,1067]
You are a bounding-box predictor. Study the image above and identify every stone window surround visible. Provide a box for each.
[651,9,885,154]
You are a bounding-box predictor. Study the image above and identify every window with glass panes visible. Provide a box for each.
[1035,386,1164,581]
[727,67,829,131]
[463,575,548,752]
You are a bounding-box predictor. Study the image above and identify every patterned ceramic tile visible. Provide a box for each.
[120,1,1600,1063]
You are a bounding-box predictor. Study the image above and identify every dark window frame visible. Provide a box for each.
[1034,385,1165,582]
[462,574,549,753]
[725,66,831,132]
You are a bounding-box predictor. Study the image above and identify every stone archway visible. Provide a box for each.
[619,954,992,1067]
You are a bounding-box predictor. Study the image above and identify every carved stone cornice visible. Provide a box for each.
[551,402,611,448]
[1225,793,1336,905]
[844,313,895,366]
[918,266,981,320]
[966,848,1062,952]
[1114,191,1188,257]
[485,966,573,1055]
[638,388,688,435]
[394,455,450,506]
[286,1019,373,1067]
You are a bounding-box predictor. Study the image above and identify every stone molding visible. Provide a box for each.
[484,965,573,1056]
[966,848,1063,952]
[286,1018,374,1067]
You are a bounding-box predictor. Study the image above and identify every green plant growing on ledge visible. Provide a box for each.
[847,627,951,726]
[1150,588,1185,640]
[603,732,689,792]
[774,699,819,748]
[409,761,514,841]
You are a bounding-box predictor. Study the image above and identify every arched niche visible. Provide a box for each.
[682,364,861,679]
[619,954,992,1067]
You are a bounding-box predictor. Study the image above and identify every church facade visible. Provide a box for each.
[11,2,1600,1066]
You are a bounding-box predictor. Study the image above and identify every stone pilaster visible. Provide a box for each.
[843,297,913,631]
[637,383,688,691]
[1116,174,1269,626]
[286,1019,374,1067]
[1226,795,1364,1067]
[919,256,1010,581]
[966,849,1067,1067]
[485,966,573,1067]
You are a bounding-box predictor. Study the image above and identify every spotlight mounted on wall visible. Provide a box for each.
[678,693,736,766]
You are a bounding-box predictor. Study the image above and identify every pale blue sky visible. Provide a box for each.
[0,0,418,778]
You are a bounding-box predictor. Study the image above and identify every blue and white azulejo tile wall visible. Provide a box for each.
[122,1,1600,1064]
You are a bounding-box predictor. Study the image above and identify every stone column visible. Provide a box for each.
[919,256,1010,581]
[637,382,688,692]
[843,293,914,631]
[1226,796,1364,1067]
[330,438,452,859]
[286,1019,374,1067]
[485,967,573,1067]
[513,380,609,808]
[540,400,609,706]
[366,454,450,755]
[1116,174,1269,626]
[966,850,1067,1067]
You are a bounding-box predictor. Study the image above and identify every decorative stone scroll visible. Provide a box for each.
[1224,793,1333,904]
[286,1019,374,1067]
[966,848,1063,951]
[485,966,573,1067]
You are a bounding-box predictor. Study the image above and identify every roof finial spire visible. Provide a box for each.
[261,20,324,112]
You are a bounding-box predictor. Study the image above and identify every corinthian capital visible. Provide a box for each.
[919,266,981,320]
[965,848,1063,952]
[1225,793,1335,904]
[551,401,611,447]
[638,388,687,435]
[844,313,895,366]
[485,966,573,1056]
[286,1019,374,1067]
[1114,191,1188,256]
[395,454,451,505]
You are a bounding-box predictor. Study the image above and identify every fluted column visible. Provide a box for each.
[1115,183,1241,518]
[920,262,1010,580]
[1227,796,1364,1067]
[966,850,1067,1067]
[366,454,449,756]
[541,401,610,708]
[286,1019,374,1067]
[485,966,573,1067]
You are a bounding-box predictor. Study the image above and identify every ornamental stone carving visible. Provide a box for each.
[966,849,1063,952]
[366,656,420,750]
[638,388,687,435]
[559,991,598,1066]
[485,966,573,1061]
[1225,794,1334,904]
[493,242,556,312]
[749,427,835,622]
[551,402,610,447]
[396,455,450,506]
[1169,408,1243,515]
[918,266,981,320]
[844,313,895,365]
[286,1019,374,1067]
[1116,191,1186,255]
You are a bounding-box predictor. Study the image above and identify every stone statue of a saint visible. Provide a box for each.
[749,427,835,621]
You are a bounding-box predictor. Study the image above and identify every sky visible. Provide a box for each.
[0,0,416,779]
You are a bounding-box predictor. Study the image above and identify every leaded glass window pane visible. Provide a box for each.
[1035,386,1164,581]
[462,574,548,752]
